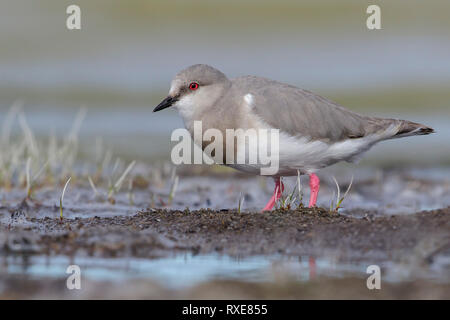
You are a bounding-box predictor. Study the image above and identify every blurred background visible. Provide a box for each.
[1,0,449,165]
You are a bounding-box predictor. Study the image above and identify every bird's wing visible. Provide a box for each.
[233,76,374,142]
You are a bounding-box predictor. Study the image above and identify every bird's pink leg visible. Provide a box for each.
[308,173,320,207]
[262,178,284,212]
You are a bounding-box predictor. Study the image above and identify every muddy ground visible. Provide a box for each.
[1,205,449,299]
[3,207,447,260]
[0,166,449,299]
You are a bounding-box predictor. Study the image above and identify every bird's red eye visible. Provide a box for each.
[189,82,199,91]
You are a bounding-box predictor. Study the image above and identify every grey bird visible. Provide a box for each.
[154,64,434,210]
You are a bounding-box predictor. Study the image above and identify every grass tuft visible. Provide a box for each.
[237,192,245,213]
[107,160,136,204]
[60,177,71,220]
[297,170,304,208]
[330,175,354,213]
[167,168,179,206]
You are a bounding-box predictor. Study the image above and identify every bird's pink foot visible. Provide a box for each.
[262,178,284,211]
[308,173,320,207]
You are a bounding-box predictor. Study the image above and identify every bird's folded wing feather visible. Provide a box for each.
[234,76,378,142]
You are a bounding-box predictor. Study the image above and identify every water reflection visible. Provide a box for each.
[2,252,448,290]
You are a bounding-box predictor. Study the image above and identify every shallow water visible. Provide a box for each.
[3,252,448,290]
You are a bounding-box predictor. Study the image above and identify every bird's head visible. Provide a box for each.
[153,64,231,121]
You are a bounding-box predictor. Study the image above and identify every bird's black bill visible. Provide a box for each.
[153,96,177,112]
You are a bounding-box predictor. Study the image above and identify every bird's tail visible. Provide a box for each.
[392,119,435,138]
[366,117,434,142]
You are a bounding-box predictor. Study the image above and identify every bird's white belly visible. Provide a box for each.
[226,131,381,176]
[278,132,380,173]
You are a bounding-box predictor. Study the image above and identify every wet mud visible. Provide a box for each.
[1,205,449,299]
[0,167,449,299]
[2,206,449,260]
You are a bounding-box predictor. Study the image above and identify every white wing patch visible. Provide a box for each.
[243,93,254,109]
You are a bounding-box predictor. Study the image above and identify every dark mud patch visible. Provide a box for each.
[2,207,449,262]
[136,207,450,262]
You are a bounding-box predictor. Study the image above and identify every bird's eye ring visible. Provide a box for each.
[189,82,199,91]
